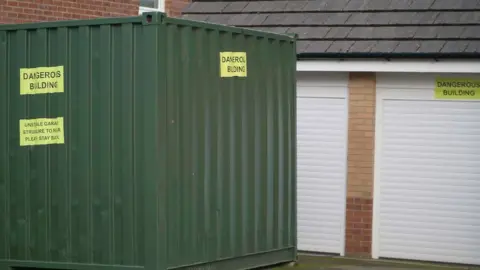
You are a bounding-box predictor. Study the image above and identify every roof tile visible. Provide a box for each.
[227,14,252,25]
[391,12,417,24]
[323,0,350,11]
[261,1,289,12]
[370,41,399,53]
[465,41,480,52]
[345,0,369,11]
[372,26,418,38]
[303,0,328,11]
[372,27,396,38]
[365,0,393,10]
[296,41,311,53]
[345,13,370,24]
[408,0,435,10]
[325,13,352,25]
[227,14,268,26]
[284,1,309,11]
[414,26,439,38]
[441,41,469,53]
[347,27,375,38]
[434,12,465,24]
[206,14,232,25]
[431,0,463,10]
[394,41,421,53]
[303,13,330,25]
[388,0,410,10]
[394,26,418,38]
[348,41,377,52]
[303,13,352,25]
[414,11,440,24]
[436,26,466,38]
[243,2,264,12]
[417,41,446,53]
[461,26,480,38]
[263,14,306,26]
[461,0,480,9]
[460,11,480,23]
[304,41,333,53]
[223,2,248,13]
[287,27,331,39]
[366,12,393,24]
[327,41,355,53]
[325,27,352,38]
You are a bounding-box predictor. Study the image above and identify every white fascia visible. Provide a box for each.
[297,59,480,74]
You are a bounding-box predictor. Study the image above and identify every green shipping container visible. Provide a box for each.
[0,12,297,270]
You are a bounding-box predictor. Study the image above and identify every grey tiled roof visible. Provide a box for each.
[182,0,480,57]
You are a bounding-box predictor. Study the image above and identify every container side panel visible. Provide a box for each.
[133,24,149,269]
[9,30,29,261]
[165,20,296,269]
[1,19,154,268]
[112,23,136,266]
[48,26,70,263]
[28,27,49,262]
[0,30,8,261]
[69,25,91,264]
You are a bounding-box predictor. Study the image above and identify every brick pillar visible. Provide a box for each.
[165,0,191,17]
[345,72,376,257]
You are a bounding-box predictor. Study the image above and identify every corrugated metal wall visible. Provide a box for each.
[164,17,297,269]
[0,16,162,268]
[0,13,297,270]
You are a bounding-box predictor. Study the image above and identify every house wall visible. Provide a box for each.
[0,0,140,24]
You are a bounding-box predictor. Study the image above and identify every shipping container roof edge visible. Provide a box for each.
[164,15,296,42]
[0,11,297,43]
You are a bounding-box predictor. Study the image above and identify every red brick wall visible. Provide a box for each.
[165,0,190,17]
[0,0,140,24]
[345,72,376,257]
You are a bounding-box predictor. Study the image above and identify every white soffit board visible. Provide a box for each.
[297,59,480,74]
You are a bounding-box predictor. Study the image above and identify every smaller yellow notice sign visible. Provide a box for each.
[20,66,64,95]
[19,117,65,146]
[435,78,480,100]
[220,52,247,78]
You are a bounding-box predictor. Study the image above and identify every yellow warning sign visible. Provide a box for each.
[435,78,480,100]
[220,52,247,78]
[20,66,64,95]
[19,117,65,146]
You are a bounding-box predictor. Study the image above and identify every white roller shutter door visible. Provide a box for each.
[374,73,480,265]
[296,72,348,255]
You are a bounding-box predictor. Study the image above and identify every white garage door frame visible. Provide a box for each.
[296,71,349,256]
[372,72,480,263]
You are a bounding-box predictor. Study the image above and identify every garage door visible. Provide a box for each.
[296,72,348,255]
[374,73,480,265]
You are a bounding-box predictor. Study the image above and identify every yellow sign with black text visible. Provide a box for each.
[19,117,65,146]
[220,52,247,78]
[20,66,64,95]
[435,78,480,100]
